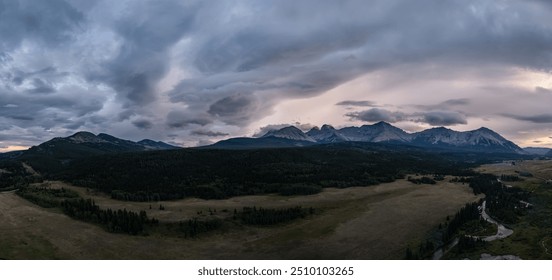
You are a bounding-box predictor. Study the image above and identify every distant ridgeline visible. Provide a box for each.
[0,125,532,201]
[209,122,526,154]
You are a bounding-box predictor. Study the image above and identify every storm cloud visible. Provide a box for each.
[132,119,154,130]
[502,114,552,124]
[346,108,407,123]
[346,109,467,126]
[415,111,468,126]
[336,100,378,107]
[191,130,229,137]
[1,0,552,148]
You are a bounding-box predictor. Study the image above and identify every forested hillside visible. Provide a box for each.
[45,142,517,201]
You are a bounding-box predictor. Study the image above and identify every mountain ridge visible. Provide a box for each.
[22,131,179,161]
[212,122,525,153]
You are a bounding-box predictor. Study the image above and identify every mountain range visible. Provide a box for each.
[523,147,552,156]
[18,131,178,161]
[211,121,526,154]
[0,123,546,161]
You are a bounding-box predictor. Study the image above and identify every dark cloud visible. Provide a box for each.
[86,0,198,107]
[8,115,34,121]
[414,98,471,110]
[0,0,83,50]
[414,111,467,126]
[502,114,552,124]
[335,100,378,107]
[132,119,153,130]
[196,139,214,147]
[26,78,55,94]
[440,99,470,107]
[207,94,260,125]
[208,95,254,115]
[166,111,212,128]
[2,0,552,148]
[346,109,467,126]
[191,130,229,137]
[63,120,85,130]
[346,108,407,123]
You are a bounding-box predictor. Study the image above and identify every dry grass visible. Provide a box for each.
[1,177,479,259]
[476,160,552,191]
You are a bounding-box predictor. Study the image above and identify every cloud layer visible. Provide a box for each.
[1,0,552,148]
[347,108,468,126]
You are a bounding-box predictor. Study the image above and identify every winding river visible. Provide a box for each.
[479,200,513,241]
[432,200,513,259]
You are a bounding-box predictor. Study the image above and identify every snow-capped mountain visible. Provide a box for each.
[338,121,412,142]
[306,125,348,143]
[412,127,523,153]
[262,126,316,142]
[67,131,107,144]
[305,122,412,143]
[248,122,524,153]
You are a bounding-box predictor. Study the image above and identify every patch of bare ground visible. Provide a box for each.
[21,163,40,177]
[2,177,479,259]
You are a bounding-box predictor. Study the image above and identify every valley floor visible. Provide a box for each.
[0,178,479,259]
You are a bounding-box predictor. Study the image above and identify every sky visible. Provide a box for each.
[2,0,552,151]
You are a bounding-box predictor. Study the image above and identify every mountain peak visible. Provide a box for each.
[71,131,96,138]
[411,125,523,153]
[307,124,345,143]
[321,124,336,130]
[473,127,495,133]
[262,126,316,142]
[68,131,104,143]
[27,131,179,160]
[373,121,392,126]
[428,126,452,131]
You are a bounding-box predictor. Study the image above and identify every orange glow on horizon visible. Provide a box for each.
[0,145,29,153]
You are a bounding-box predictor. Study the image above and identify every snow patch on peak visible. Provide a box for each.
[68,132,106,144]
[262,126,316,142]
[252,122,522,153]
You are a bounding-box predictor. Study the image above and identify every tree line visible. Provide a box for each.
[43,144,483,201]
[176,218,223,238]
[60,198,159,235]
[469,174,529,224]
[16,186,79,208]
[0,161,42,191]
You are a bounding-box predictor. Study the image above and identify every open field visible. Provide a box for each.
[1,178,479,259]
[476,160,552,190]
